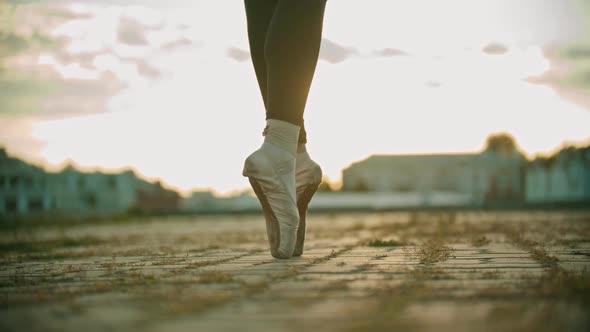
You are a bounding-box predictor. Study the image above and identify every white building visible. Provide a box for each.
[1,148,179,221]
[50,166,139,217]
[181,190,260,212]
[526,146,590,203]
[341,135,525,206]
[0,149,54,217]
[181,190,218,211]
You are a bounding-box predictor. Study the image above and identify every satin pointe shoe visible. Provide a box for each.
[292,148,322,257]
[243,119,300,259]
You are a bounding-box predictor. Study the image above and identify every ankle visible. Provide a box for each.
[297,143,307,154]
[263,119,299,157]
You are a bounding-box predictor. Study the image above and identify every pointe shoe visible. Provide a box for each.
[243,119,300,259]
[292,149,322,257]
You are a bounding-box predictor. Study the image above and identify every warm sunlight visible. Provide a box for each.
[2,2,590,330]
[1,0,589,194]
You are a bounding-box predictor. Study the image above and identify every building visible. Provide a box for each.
[341,134,525,206]
[0,149,54,216]
[133,178,180,213]
[181,190,260,213]
[526,146,590,203]
[49,166,137,216]
[0,148,179,221]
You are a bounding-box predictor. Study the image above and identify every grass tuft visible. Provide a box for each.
[404,240,455,264]
[365,238,404,247]
[530,248,560,268]
[471,236,491,247]
[198,270,234,284]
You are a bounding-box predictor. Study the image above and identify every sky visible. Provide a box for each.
[1,0,590,195]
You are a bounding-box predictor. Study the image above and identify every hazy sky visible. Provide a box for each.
[1,0,590,195]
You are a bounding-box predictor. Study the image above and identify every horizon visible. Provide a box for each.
[1,0,590,195]
[2,131,588,198]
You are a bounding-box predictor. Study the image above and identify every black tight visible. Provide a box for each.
[244,0,327,144]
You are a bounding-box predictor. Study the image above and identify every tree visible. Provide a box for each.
[484,133,518,155]
[317,176,334,192]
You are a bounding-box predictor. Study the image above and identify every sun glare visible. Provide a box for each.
[2,0,589,194]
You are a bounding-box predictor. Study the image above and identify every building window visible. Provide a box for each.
[5,198,17,213]
[23,177,33,188]
[28,199,43,212]
[83,193,97,208]
[107,177,117,190]
[8,176,18,188]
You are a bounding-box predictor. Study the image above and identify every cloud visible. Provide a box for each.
[226,39,358,64]
[0,2,170,121]
[0,3,65,58]
[0,33,32,57]
[564,45,590,59]
[0,77,56,116]
[425,80,442,88]
[482,43,509,55]
[319,38,357,64]
[161,38,195,51]
[376,48,409,57]
[51,49,101,69]
[0,69,125,119]
[136,60,161,79]
[226,47,250,62]
[529,44,590,111]
[117,17,148,46]
[40,73,124,119]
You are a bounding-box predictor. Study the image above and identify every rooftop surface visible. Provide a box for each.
[1,211,589,332]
